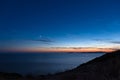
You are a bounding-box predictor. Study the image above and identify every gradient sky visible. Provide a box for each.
[1,0,120,52]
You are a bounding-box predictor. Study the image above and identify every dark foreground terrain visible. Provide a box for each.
[1,50,120,80]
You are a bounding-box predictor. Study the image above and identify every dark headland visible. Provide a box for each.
[1,50,120,80]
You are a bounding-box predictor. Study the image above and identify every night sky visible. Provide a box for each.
[0,0,120,52]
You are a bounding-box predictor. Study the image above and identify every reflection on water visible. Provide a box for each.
[0,52,104,75]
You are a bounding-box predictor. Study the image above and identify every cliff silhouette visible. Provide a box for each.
[1,50,120,80]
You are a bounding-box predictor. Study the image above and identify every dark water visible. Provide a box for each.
[0,52,104,75]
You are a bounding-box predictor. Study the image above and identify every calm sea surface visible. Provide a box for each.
[0,52,104,75]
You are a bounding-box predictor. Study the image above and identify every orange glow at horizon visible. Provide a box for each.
[2,47,116,53]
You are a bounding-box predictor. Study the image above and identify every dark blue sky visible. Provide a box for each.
[1,0,120,50]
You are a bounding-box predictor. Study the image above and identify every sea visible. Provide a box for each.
[0,52,104,75]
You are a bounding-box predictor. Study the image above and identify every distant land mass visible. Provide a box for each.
[1,50,120,80]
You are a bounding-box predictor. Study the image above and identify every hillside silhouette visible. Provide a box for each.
[42,50,120,80]
[1,50,120,80]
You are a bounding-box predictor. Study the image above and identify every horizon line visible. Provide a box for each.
[0,47,117,53]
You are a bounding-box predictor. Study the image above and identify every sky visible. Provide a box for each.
[0,0,120,52]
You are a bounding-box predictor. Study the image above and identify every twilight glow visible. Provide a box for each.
[1,0,120,52]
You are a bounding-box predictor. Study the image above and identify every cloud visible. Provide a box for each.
[32,38,53,43]
[110,41,120,44]
[93,39,120,44]
[30,37,55,44]
[4,35,55,45]
[93,39,110,42]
